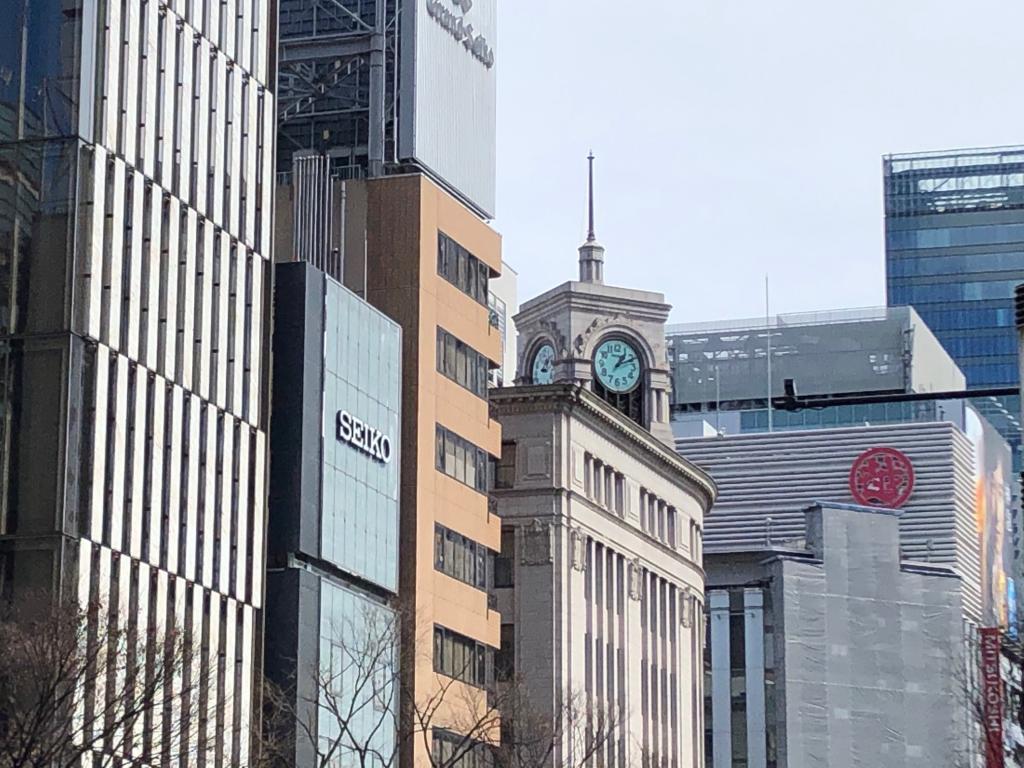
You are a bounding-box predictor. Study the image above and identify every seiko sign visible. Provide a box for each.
[337,411,394,464]
[426,0,495,69]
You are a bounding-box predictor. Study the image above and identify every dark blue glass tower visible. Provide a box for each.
[885,146,1024,467]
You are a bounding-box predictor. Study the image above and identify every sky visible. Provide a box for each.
[493,0,1024,324]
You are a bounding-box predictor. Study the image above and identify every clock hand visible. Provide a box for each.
[613,356,637,372]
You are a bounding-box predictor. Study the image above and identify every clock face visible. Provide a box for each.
[594,338,641,393]
[532,343,556,384]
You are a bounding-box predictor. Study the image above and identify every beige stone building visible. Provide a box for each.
[490,162,715,767]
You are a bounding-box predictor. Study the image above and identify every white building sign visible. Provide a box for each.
[424,0,495,68]
[400,0,497,217]
[337,410,394,464]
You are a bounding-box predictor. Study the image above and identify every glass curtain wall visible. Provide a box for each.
[885,147,1024,469]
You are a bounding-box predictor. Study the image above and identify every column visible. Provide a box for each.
[744,588,767,768]
[709,590,732,767]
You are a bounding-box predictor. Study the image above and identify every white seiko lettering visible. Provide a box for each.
[338,410,354,441]
[336,410,394,464]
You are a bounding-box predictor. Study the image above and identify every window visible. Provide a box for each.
[437,328,491,399]
[438,232,490,305]
[495,624,515,682]
[432,729,493,768]
[495,441,516,489]
[641,488,679,548]
[584,453,625,516]
[887,222,1024,251]
[488,292,506,385]
[433,625,493,688]
[434,524,491,591]
[435,425,492,494]
[493,528,515,588]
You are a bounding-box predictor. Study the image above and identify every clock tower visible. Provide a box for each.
[514,155,675,446]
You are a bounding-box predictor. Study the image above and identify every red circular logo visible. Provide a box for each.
[849,447,915,509]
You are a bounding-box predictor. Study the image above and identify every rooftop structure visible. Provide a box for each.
[668,305,965,413]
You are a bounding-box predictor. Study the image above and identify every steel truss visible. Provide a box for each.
[277,0,401,179]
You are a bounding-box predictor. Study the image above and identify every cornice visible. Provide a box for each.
[515,282,671,328]
[490,384,718,509]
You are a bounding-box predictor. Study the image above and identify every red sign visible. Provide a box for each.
[980,627,1004,768]
[848,447,915,509]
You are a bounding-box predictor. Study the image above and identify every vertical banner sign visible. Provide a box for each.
[980,627,1004,768]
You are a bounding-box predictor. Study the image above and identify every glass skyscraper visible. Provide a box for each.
[885,145,1024,465]
[0,0,277,763]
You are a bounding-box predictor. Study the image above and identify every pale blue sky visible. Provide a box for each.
[494,0,1024,323]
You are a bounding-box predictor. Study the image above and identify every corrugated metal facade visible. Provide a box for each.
[677,423,983,619]
[399,0,497,217]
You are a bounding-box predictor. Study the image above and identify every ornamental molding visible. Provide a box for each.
[680,589,694,628]
[488,385,717,509]
[628,558,643,601]
[570,527,587,572]
[573,314,622,356]
[540,320,570,358]
[520,519,554,566]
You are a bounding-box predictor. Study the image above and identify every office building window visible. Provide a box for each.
[435,425,492,494]
[437,328,490,399]
[432,729,493,768]
[487,292,506,386]
[434,524,492,592]
[433,625,493,689]
[438,232,490,305]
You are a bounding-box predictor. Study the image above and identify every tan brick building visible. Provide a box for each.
[365,174,504,766]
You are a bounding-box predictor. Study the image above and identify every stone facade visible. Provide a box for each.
[491,385,715,767]
[514,282,676,446]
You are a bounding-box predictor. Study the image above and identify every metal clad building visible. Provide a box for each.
[667,306,965,410]
[277,0,497,217]
[677,423,987,620]
[399,0,497,217]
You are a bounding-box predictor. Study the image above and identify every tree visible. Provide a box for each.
[0,593,204,768]
[258,603,400,768]
[490,690,623,768]
[259,609,626,768]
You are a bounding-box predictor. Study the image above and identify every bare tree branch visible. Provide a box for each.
[0,591,224,768]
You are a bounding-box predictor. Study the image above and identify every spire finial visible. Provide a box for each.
[586,151,596,242]
[578,151,605,284]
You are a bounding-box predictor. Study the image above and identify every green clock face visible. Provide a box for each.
[532,343,556,384]
[594,338,641,393]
